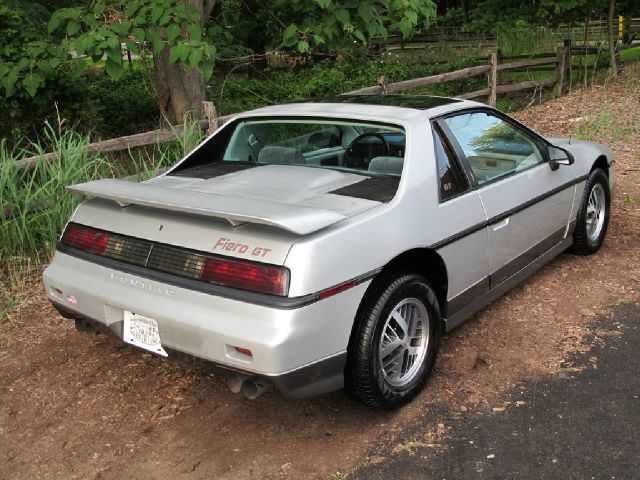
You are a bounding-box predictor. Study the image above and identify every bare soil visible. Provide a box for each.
[1,72,639,480]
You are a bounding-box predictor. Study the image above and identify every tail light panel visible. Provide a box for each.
[59,223,289,297]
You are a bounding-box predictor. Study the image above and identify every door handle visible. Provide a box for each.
[493,217,509,231]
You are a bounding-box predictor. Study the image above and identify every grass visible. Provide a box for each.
[0,118,204,322]
[574,63,640,143]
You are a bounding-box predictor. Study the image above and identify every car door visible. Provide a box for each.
[438,110,576,289]
[430,124,490,320]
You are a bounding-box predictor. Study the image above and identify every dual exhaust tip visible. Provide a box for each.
[227,373,272,400]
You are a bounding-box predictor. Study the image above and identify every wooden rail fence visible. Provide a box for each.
[8,36,633,176]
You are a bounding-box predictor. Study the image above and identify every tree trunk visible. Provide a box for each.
[607,0,618,77]
[461,0,469,25]
[152,0,211,124]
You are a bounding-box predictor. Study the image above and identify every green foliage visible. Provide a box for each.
[209,55,483,115]
[276,0,437,54]
[83,70,160,139]
[0,2,71,102]
[51,0,217,79]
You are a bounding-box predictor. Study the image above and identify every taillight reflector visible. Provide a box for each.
[61,223,109,255]
[201,257,289,296]
[318,280,358,300]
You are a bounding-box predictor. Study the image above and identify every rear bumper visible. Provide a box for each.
[43,251,369,399]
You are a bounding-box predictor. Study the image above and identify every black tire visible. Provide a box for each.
[570,168,610,255]
[345,273,441,409]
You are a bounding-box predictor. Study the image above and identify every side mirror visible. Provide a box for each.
[548,145,574,170]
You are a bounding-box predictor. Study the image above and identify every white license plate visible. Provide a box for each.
[123,311,168,357]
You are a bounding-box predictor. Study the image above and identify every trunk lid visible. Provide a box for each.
[68,165,381,265]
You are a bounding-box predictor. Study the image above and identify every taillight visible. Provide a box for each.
[201,257,289,296]
[61,223,109,255]
[59,223,290,297]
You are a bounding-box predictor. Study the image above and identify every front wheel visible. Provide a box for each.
[345,273,441,409]
[570,168,610,255]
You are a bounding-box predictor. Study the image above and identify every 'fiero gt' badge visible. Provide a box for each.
[213,237,272,258]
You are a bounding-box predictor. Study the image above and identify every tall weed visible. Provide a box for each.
[0,119,196,320]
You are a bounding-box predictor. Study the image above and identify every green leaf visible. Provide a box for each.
[297,40,309,53]
[178,43,190,62]
[106,47,122,63]
[37,60,54,76]
[188,24,202,40]
[169,45,181,63]
[48,15,61,34]
[357,4,373,22]
[201,62,213,80]
[69,58,87,80]
[398,18,412,38]
[315,0,331,8]
[353,30,366,43]
[66,20,80,36]
[93,1,106,16]
[151,6,163,24]
[323,15,336,28]
[106,36,119,50]
[335,8,349,25]
[167,24,181,44]
[132,28,145,42]
[148,29,164,54]
[2,70,18,98]
[188,48,202,68]
[105,58,123,80]
[405,11,418,25]
[112,20,131,37]
[23,72,43,98]
[312,34,325,45]
[283,24,297,47]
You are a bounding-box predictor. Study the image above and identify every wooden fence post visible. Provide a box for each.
[555,45,564,96]
[487,52,498,107]
[202,101,218,135]
[555,39,572,96]
[563,39,572,92]
[376,74,388,94]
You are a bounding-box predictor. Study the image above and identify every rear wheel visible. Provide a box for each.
[345,273,441,409]
[570,168,610,255]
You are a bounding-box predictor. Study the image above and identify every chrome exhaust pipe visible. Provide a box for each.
[227,373,251,394]
[241,377,272,400]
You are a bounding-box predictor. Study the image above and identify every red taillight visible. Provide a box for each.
[201,257,289,296]
[61,224,109,255]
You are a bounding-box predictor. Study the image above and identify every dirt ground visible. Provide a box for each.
[1,71,639,480]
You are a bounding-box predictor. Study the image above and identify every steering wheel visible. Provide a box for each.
[343,133,391,169]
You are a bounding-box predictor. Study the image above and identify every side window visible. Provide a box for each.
[444,112,544,185]
[434,128,467,201]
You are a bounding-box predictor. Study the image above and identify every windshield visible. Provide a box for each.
[175,118,406,178]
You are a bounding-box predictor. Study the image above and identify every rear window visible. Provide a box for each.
[172,118,406,178]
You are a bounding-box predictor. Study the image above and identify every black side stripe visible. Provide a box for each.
[432,173,588,250]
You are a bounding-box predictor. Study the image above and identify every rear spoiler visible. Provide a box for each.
[67,179,345,235]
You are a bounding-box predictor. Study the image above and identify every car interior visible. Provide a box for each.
[222,120,406,177]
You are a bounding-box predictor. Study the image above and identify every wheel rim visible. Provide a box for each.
[378,297,430,388]
[586,183,606,242]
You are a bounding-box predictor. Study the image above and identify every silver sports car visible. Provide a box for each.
[43,95,614,408]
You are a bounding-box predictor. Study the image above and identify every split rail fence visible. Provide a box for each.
[12,40,583,175]
[9,33,639,181]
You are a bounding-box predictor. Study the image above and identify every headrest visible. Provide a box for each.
[368,156,404,176]
[257,146,305,165]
